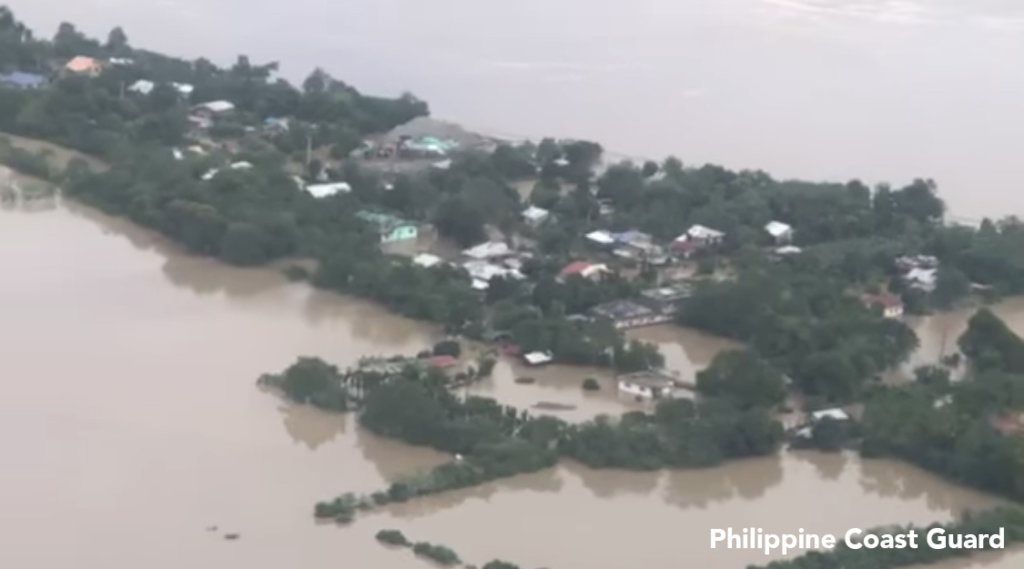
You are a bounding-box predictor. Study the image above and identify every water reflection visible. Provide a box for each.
[275,401,347,450]
[789,448,848,480]
[858,456,1005,512]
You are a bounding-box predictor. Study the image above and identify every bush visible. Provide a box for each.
[483,562,520,569]
[375,529,409,546]
[477,357,497,377]
[582,378,600,391]
[412,542,460,565]
[433,340,462,358]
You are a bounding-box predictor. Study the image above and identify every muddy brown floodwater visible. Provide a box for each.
[3,197,1024,569]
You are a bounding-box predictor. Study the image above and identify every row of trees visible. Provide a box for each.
[308,363,783,518]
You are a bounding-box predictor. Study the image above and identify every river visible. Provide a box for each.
[7,0,1024,221]
[3,181,1024,568]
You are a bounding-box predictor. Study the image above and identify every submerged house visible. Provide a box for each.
[639,283,693,317]
[617,370,677,399]
[356,211,418,243]
[590,299,662,330]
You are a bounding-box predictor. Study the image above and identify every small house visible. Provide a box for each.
[463,241,511,260]
[774,245,802,256]
[811,408,850,422]
[413,253,444,268]
[522,205,550,226]
[639,284,693,316]
[193,100,236,116]
[428,355,458,369]
[356,211,418,243]
[306,182,352,198]
[0,71,47,89]
[558,261,609,282]
[681,224,725,246]
[128,79,155,95]
[172,82,194,96]
[860,292,904,319]
[585,230,616,249]
[590,300,663,330]
[64,56,104,76]
[523,351,554,366]
[617,370,677,399]
[765,221,793,244]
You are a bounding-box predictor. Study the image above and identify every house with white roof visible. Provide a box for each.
[522,205,550,226]
[128,79,155,95]
[194,100,235,115]
[306,182,351,198]
[683,224,726,244]
[463,241,511,260]
[523,351,554,366]
[413,253,443,268]
[585,230,616,248]
[765,221,793,243]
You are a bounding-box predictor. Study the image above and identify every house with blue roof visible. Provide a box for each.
[0,71,47,89]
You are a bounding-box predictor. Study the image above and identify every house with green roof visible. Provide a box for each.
[356,211,418,243]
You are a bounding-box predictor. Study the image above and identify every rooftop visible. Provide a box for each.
[860,292,903,309]
[811,408,849,422]
[128,79,155,95]
[765,220,792,237]
[195,100,235,113]
[586,230,615,245]
[0,71,47,88]
[306,182,351,198]
[463,241,510,260]
[357,210,414,233]
[640,284,693,303]
[617,370,676,389]
[65,56,102,73]
[523,351,554,365]
[684,224,725,241]
[413,253,443,268]
[590,299,654,320]
[522,205,549,222]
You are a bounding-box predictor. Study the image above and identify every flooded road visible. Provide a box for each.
[2,192,1023,568]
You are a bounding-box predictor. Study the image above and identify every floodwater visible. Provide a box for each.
[3,185,1024,568]
[8,0,1024,220]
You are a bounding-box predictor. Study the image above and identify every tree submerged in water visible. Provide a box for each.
[258,357,349,411]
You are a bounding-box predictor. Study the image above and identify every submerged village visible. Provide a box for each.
[6,8,1024,569]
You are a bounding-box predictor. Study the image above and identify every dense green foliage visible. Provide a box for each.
[749,507,1024,569]
[411,542,460,566]
[679,264,918,402]
[257,357,348,411]
[374,529,409,547]
[959,308,1024,373]
[561,399,784,470]
[696,350,786,409]
[315,365,782,516]
[860,311,1024,501]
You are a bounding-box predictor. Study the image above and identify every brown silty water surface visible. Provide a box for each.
[3,188,1024,568]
